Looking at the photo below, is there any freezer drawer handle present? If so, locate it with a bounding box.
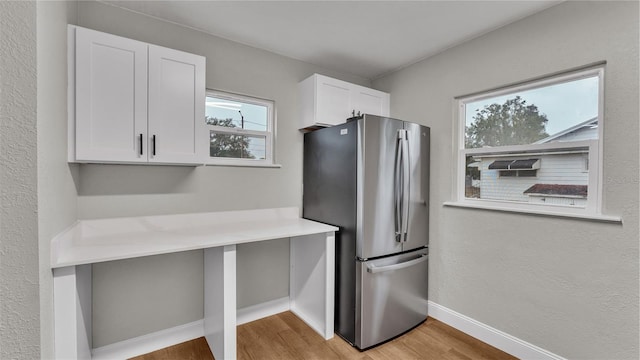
[366,254,428,274]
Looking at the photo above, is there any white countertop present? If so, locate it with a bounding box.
[51,207,338,268]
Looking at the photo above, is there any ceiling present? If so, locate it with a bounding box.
[101,1,562,80]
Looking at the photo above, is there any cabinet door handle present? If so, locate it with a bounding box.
[152,135,156,156]
[139,134,143,156]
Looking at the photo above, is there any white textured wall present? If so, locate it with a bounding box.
[74,0,371,347]
[373,2,639,359]
[36,1,79,358]
[0,1,40,358]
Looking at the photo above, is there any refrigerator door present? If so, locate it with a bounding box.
[402,122,430,251]
[357,115,405,259]
[356,248,429,349]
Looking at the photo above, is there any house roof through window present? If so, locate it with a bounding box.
[524,184,588,197]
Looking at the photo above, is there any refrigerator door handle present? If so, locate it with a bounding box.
[401,131,410,242]
[394,130,404,242]
[366,254,428,274]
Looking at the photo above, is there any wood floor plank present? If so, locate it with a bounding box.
[427,319,513,360]
[325,335,365,359]
[239,319,300,360]
[398,331,448,358]
[415,324,469,355]
[367,339,423,360]
[441,348,474,360]
[278,328,313,352]
[132,311,518,360]
[129,337,214,360]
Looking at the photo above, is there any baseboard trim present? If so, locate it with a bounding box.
[90,297,291,359]
[237,296,290,325]
[428,301,565,360]
[91,320,204,360]
[90,299,560,360]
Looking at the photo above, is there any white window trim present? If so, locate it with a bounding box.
[205,89,279,167]
[450,66,616,221]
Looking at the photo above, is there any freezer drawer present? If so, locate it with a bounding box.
[356,248,428,349]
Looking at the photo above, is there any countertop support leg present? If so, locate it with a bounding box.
[53,265,92,359]
[204,244,237,360]
[324,231,335,339]
[289,231,335,340]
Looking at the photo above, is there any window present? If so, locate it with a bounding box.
[499,169,537,178]
[205,90,275,166]
[456,66,604,216]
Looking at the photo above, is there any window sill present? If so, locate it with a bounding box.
[443,201,622,224]
[204,162,282,169]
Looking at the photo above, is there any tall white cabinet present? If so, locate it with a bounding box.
[298,74,390,130]
[69,26,206,165]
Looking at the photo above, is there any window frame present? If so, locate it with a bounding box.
[454,66,605,217]
[205,89,276,167]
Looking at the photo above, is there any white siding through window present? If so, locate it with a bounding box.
[479,153,588,202]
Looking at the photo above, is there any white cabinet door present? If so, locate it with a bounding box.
[316,76,352,126]
[75,27,148,163]
[148,45,205,164]
[352,87,390,118]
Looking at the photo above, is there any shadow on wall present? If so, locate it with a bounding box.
[73,164,197,196]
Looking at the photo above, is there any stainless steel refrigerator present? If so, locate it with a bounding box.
[303,114,429,350]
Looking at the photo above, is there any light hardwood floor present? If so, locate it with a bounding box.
[130,336,214,360]
[131,311,517,360]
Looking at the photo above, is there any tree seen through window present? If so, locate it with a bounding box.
[207,116,255,159]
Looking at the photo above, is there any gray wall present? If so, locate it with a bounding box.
[372,2,639,359]
[37,1,79,358]
[0,2,40,359]
[73,0,371,347]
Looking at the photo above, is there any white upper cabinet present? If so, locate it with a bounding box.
[69,26,206,165]
[352,87,390,119]
[148,45,205,164]
[314,76,352,127]
[298,74,390,130]
[74,27,148,163]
